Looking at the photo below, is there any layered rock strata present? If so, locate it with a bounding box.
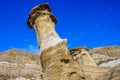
[70,47,97,66]
[27,3,120,80]
[27,3,85,80]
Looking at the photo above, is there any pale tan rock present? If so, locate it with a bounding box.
[81,65,112,80]
[27,3,85,80]
[70,46,97,66]
[90,46,120,67]
[81,51,97,66]
[15,77,30,80]
[27,3,120,80]
[40,41,85,80]
[27,3,63,52]
[0,49,43,80]
[89,46,120,58]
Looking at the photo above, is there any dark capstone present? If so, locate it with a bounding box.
[27,3,57,28]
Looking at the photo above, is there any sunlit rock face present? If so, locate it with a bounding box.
[1,48,120,80]
[70,46,120,80]
[90,46,120,67]
[0,49,42,80]
[89,46,120,58]
[27,3,63,52]
[70,46,97,66]
[27,3,85,80]
[27,3,120,80]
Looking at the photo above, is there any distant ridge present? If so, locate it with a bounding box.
[0,48,40,64]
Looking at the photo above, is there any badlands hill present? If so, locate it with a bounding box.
[0,46,120,80]
[90,46,120,66]
[0,49,42,80]
[0,49,40,64]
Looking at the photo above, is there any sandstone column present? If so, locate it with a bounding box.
[27,4,63,51]
[27,4,84,80]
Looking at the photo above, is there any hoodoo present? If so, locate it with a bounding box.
[27,4,63,51]
[27,3,84,80]
[70,47,97,66]
[27,3,120,80]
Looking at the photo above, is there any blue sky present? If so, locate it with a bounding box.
[0,0,120,53]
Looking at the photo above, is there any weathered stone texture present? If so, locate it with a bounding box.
[27,3,85,80]
[26,3,120,80]
[41,40,85,80]
[89,46,120,58]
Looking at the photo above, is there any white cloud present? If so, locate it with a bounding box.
[20,44,40,54]
[27,44,40,54]
[22,38,40,54]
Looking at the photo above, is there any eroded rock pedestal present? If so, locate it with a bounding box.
[27,4,84,80]
[27,4,120,80]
